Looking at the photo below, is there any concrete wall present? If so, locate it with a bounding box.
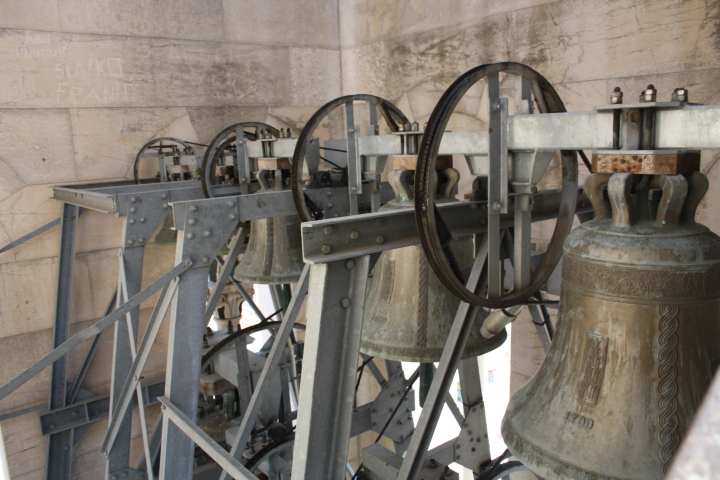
[338,0,720,393]
[0,1,340,479]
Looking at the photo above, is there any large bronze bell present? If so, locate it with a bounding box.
[236,169,304,284]
[503,171,720,479]
[360,156,506,362]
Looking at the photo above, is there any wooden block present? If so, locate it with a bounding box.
[257,157,291,171]
[591,150,700,175]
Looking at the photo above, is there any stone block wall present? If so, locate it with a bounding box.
[0,1,340,478]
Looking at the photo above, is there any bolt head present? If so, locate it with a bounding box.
[375,235,385,245]
[128,219,135,224]
[188,218,196,225]
[345,259,355,270]
[139,217,146,223]
[349,230,359,240]
[323,226,333,235]
[187,233,194,239]
[129,207,136,213]
[126,240,133,246]
[189,205,198,212]
[229,213,237,220]
[130,196,137,203]
[202,256,210,263]
[340,297,351,308]
[203,230,211,237]
[320,244,332,254]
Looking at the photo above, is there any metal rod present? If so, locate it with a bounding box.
[345,100,361,214]
[228,274,266,321]
[0,260,190,402]
[68,290,117,404]
[397,238,489,479]
[46,204,78,480]
[0,217,60,255]
[291,257,370,479]
[102,278,177,455]
[204,227,244,324]
[221,266,310,480]
[158,397,257,480]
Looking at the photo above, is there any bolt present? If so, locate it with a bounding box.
[203,230,211,237]
[375,235,385,245]
[188,218,196,225]
[130,196,138,203]
[491,201,502,212]
[320,244,332,254]
[226,200,235,207]
[126,240,134,246]
[640,84,657,103]
[229,213,237,220]
[411,121,420,131]
[138,237,145,244]
[202,256,210,263]
[345,259,355,270]
[187,233,195,239]
[327,202,334,208]
[140,217,146,223]
[163,202,170,208]
[161,193,168,200]
[610,86,623,104]
[326,190,333,197]
[349,230,359,240]
[189,205,198,212]
[672,87,689,103]
[340,297,351,308]
[129,207,136,213]
[323,226,333,235]
[128,219,135,224]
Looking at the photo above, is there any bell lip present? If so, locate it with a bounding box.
[359,328,507,363]
[501,416,620,480]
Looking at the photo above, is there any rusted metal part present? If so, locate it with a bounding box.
[592,150,700,175]
[503,172,720,479]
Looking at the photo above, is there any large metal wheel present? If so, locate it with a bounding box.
[290,94,409,222]
[201,122,280,198]
[414,62,580,308]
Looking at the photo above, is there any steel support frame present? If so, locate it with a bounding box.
[46,203,78,480]
[291,256,370,479]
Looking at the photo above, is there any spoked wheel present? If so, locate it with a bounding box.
[414,62,581,308]
[133,137,201,183]
[290,94,410,222]
[201,122,280,198]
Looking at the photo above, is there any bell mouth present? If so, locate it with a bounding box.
[359,328,507,363]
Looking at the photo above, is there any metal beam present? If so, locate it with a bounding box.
[203,228,245,324]
[41,382,165,435]
[291,257,370,479]
[0,218,60,255]
[102,279,177,454]
[0,260,191,402]
[397,239,489,480]
[302,190,591,263]
[158,398,257,480]
[106,247,145,479]
[220,266,310,480]
[46,204,78,480]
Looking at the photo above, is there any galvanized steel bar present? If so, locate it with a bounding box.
[46,204,78,480]
[345,100,361,215]
[220,266,310,480]
[0,218,60,255]
[102,278,177,454]
[397,239,489,480]
[204,228,245,325]
[158,397,257,480]
[106,247,145,479]
[291,257,370,479]
[0,261,190,402]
